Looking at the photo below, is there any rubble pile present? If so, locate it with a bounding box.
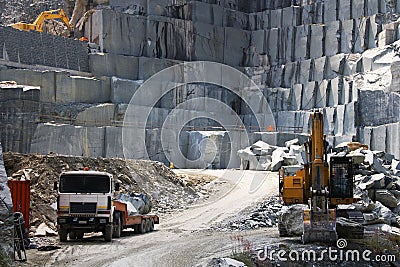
[3,152,211,237]
[0,0,67,26]
[337,147,400,228]
[238,139,304,171]
[212,197,282,231]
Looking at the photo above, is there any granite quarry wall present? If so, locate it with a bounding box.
[1,0,400,167]
[0,85,40,153]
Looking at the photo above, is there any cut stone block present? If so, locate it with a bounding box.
[352,0,365,19]
[301,82,316,110]
[289,84,302,110]
[111,77,143,104]
[75,104,116,126]
[328,77,340,106]
[310,56,326,82]
[338,0,351,21]
[309,25,323,58]
[324,21,340,57]
[89,53,139,80]
[299,60,311,84]
[340,19,354,53]
[343,102,356,135]
[294,25,309,61]
[323,0,336,22]
[334,105,345,136]
[371,125,387,152]
[315,79,328,108]
[386,123,400,160]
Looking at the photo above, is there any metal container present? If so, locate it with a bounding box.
[8,180,30,229]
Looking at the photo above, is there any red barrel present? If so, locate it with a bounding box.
[7,180,30,229]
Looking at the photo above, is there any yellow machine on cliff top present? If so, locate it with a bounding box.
[10,9,72,32]
[279,110,357,243]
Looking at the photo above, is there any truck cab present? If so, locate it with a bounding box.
[55,170,118,242]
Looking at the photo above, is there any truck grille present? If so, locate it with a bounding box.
[70,202,97,214]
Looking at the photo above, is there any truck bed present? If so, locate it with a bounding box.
[114,200,159,227]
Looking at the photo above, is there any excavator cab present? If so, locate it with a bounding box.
[329,157,354,205]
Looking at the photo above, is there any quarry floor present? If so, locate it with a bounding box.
[22,170,279,266]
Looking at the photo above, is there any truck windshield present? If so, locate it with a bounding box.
[59,174,110,193]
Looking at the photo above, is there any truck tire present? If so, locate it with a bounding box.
[149,218,154,231]
[138,219,146,234]
[59,228,68,242]
[113,213,122,238]
[76,231,84,239]
[104,225,113,242]
[133,225,139,234]
[69,231,77,240]
[145,219,151,232]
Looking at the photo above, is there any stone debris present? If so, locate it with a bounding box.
[210,257,246,267]
[278,204,308,236]
[336,217,364,239]
[238,140,303,171]
[212,197,282,231]
[34,222,57,237]
[330,144,400,231]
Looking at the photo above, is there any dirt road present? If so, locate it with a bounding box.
[28,170,279,267]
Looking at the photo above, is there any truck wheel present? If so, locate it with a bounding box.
[104,225,113,242]
[76,232,84,239]
[149,218,154,231]
[113,214,122,238]
[69,231,77,240]
[59,228,68,242]
[145,219,150,233]
[138,219,146,234]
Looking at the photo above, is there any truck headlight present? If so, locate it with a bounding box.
[100,219,107,224]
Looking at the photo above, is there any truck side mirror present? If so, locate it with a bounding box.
[53,182,58,191]
[115,183,120,191]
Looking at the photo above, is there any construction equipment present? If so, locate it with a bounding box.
[279,111,358,244]
[10,9,72,32]
[54,169,159,242]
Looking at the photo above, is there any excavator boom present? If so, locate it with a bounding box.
[302,111,337,244]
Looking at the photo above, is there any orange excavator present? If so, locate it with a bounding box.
[10,9,72,32]
[279,111,359,243]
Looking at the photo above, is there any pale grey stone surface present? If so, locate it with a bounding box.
[0,143,13,259]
